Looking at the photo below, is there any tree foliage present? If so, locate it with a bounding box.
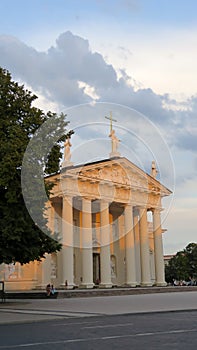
[0,67,72,264]
[165,242,197,283]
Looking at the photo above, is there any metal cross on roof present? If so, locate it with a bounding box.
[105,111,117,132]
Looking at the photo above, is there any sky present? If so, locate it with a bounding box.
[0,0,197,254]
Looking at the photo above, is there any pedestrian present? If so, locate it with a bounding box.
[51,285,56,295]
[46,283,51,297]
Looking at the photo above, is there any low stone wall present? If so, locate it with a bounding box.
[4,285,197,299]
[59,286,197,298]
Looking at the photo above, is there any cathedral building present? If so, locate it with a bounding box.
[0,129,171,290]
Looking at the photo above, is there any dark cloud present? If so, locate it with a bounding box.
[0,32,170,118]
[172,103,197,152]
[0,31,197,155]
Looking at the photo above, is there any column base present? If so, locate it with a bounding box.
[79,283,94,289]
[124,282,137,288]
[156,281,167,287]
[141,282,153,287]
[99,283,113,289]
[60,284,75,290]
[110,151,120,158]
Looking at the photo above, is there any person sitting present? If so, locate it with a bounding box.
[51,285,56,296]
[46,283,51,297]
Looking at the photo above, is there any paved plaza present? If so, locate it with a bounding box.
[0,291,197,324]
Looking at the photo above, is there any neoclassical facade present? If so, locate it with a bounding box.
[45,155,171,289]
[0,132,171,290]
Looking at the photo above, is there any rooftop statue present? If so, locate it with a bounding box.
[151,160,158,178]
[109,129,120,153]
[105,112,120,157]
[64,138,72,162]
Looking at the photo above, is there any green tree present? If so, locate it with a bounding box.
[165,251,189,283]
[165,242,197,283]
[0,67,72,264]
[184,243,197,279]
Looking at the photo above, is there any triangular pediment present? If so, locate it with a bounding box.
[63,157,171,197]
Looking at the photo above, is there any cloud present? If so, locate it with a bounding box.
[0,30,196,158]
[171,101,197,152]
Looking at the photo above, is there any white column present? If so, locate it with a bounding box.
[124,204,137,287]
[153,208,167,286]
[139,207,152,286]
[61,196,74,289]
[100,200,112,288]
[81,198,94,288]
[36,254,51,289]
[49,202,55,233]
[133,210,141,285]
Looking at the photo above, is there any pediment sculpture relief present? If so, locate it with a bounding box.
[79,164,131,186]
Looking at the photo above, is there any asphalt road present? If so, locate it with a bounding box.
[0,311,197,349]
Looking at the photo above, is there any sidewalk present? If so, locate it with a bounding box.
[0,290,197,324]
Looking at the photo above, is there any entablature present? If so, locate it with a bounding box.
[46,157,171,207]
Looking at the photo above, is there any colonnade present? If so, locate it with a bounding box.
[56,196,166,288]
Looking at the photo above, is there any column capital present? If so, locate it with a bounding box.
[63,192,73,196]
[138,205,147,209]
[82,196,92,202]
[125,202,133,209]
[62,193,73,202]
[135,205,148,212]
[152,207,162,214]
[100,198,109,206]
[138,206,148,216]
